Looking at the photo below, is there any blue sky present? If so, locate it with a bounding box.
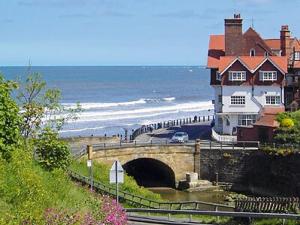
[1,0,300,66]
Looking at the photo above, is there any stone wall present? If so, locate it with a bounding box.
[92,145,195,182]
[200,149,300,197]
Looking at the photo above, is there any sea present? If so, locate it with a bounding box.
[1,66,214,137]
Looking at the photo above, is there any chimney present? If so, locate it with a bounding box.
[225,14,243,56]
[280,25,291,56]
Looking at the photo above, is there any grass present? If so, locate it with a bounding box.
[69,158,162,201]
[0,150,103,224]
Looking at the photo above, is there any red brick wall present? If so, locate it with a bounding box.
[225,19,243,56]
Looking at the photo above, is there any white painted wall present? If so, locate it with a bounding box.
[222,85,283,114]
[213,86,222,113]
[214,85,283,135]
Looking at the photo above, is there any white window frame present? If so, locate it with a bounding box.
[250,48,256,57]
[229,71,246,81]
[238,114,257,126]
[216,72,222,81]
[294,51,300,60]
[259,71,277,81]
[231,96,246,105]
[265,95,281,105]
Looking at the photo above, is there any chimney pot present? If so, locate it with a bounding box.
[281,25,289,31]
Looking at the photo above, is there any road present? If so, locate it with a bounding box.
[135,122,212,143]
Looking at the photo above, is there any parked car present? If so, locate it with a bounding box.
[171,132,189,143]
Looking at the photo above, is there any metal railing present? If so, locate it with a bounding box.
[131,115,214,140]
[68,170,234,211]
[126,208,300,222]
[90,140,260,152]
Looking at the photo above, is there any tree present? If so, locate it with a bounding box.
[35,128,71,171]
[0,75,22,161]
[17,72,82,139]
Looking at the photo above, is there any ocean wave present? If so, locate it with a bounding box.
[163,97,176,101]
[59,126,105,133]
[63,97,176,110]
[63,99,147,110]
[66,100,213,123]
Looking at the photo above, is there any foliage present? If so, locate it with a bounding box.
[70,159,162,201]
[280,118,295,128]
[0,149,128,224]
[0,75,22,161]
[17,73,82,139]
[101,195,127,225]
[34,128,71,171]
[274,110,300,145]
[44,196,127,225]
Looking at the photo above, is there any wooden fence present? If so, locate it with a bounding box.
[235,197,300,213]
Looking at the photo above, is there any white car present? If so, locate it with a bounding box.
[171,132,189,143]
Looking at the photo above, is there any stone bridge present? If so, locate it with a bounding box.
[92,143,200,188]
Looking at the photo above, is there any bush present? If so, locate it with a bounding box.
[275,110,300,145]
[0,75,22,161]
[280,118,295,128]
[0,149,126,224]
[35,128,71,171]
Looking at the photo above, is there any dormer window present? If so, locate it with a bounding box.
[250,48,256,57]
[264,51,269,57]
[229,71,246,81]
[294,52,300,60]
[259,71,277,81]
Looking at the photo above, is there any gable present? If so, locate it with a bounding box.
[242,28,273,55]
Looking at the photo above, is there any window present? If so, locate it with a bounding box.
[266,95,281,105]
[264,51,269,57]
[259,71,277,81]
[231,96,245,105]
[238,115,257,126]
[294,52,300,60]
[218,95,222,103]
[229,71,246,81]
[250,49,256,57]
[216,72,222,81]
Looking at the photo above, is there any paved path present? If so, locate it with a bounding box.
[135,121,212,143]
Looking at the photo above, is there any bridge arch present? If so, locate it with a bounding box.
[123,158,176,188]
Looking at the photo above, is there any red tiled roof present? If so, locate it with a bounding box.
[207,35,225,68]
[209,35,224,50]
[291,38,300,51]
[269,56,288,73]
[218,56,288,74]
[254,106,284,128]
[264,39,281,50]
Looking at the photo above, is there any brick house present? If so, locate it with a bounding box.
[265,26,300,111]
[207,14,287,143]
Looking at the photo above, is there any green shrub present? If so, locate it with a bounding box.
[0,75,22,161]
[0,149,103,224]
[280,118,295,128]
[35,128,71,171]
